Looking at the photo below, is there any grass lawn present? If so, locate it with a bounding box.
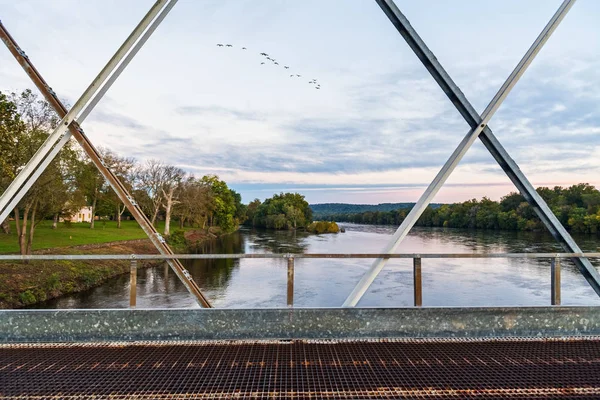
[0,219,191,253]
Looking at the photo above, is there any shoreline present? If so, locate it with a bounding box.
[0,227,236,309]
[0,239,160,309]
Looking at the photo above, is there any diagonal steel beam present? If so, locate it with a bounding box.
[343,0,588,306]
[0,2,212,307]
[374,0,600,297]
[372,0,600,299]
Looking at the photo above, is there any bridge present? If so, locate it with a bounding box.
[1,0,600,398]
[2,252,600,398]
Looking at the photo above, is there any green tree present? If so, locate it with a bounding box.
[101,149,135,229]
[1,90,77,254]
[0,91,26,234]
[74,155,105,229]
[254,193,312,230]
[201,175,238,232]
[245,199,261,227]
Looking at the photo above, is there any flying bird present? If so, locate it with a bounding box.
[266,57,272,61]
[284,66,289,69]
[296,74,301,77]
[290,74,294,77]
[226,44,233,47]
[216,44,224,47]
[260,52,268,56]
[242,47,247,50]
[316,87,320,89]
[274,62,279,65]
[261,62,265,65]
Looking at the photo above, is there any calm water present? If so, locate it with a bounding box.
[39,224,600,309]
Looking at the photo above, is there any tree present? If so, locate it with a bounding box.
[102,149,135,229]
[500,192,525,212]
[564,183,596,209]
[253,193,312,230]
[74,155,105,229]
[136,159,168,226]
[161,166,185,236]
[173,176,213,229]
[0,91,26,234]
[284,204,303,229]
[245,199,261,226]
[201,175,237,232]
[2,90,76,254]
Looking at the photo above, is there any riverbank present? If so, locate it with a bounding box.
[0,239,160,309]
[0,223,239,308]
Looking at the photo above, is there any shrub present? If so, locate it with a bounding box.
[167,230,187,248]
[19,290,36,305]
[307,221,339,234]
[46,273,61,291]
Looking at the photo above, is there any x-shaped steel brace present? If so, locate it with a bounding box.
[0,0,212,307]
[344,0,600,306]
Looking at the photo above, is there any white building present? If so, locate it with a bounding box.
[64,206,93,223]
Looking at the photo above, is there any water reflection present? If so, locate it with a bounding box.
[37,224,600,309]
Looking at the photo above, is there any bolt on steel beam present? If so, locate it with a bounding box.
[343,0,578,307]
[374,0,600,297]
[0,1,212,307]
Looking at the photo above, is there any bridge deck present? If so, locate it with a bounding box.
[1,338,599,399]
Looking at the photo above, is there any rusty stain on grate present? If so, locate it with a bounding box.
[1,338,600,399]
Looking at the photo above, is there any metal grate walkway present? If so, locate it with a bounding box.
[1,338,600,399]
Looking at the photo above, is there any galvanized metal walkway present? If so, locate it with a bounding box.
[2,338,599,399]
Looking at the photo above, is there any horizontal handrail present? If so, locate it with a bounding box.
[0,252,599,261]
[1,252,589,308]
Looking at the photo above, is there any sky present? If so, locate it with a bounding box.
[0,0,599,204]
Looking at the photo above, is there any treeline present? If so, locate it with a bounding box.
[246,193,313,230]
[318,183,600,234]
[310,202,441,218]
[0,90,245,255]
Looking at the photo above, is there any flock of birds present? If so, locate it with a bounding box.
[216,43,321,90]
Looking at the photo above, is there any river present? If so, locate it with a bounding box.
[39,224,600,309]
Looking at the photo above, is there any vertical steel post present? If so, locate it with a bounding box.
[413,257,422,307]
[130,257,138,308]
[551,257,561,306]
[287,257,295,307]
[343,0,577,307]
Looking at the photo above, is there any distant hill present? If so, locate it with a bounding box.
[310,202,442,217]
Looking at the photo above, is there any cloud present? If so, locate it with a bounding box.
[5,0,598,203]
[175,105,263,121]
[88,110,147,131]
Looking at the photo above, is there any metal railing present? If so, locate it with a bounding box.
[3,252,600,308]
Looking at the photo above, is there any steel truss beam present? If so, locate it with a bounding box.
[0,0,168,222]
[344,0,598,306]
[0,1,212,307]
